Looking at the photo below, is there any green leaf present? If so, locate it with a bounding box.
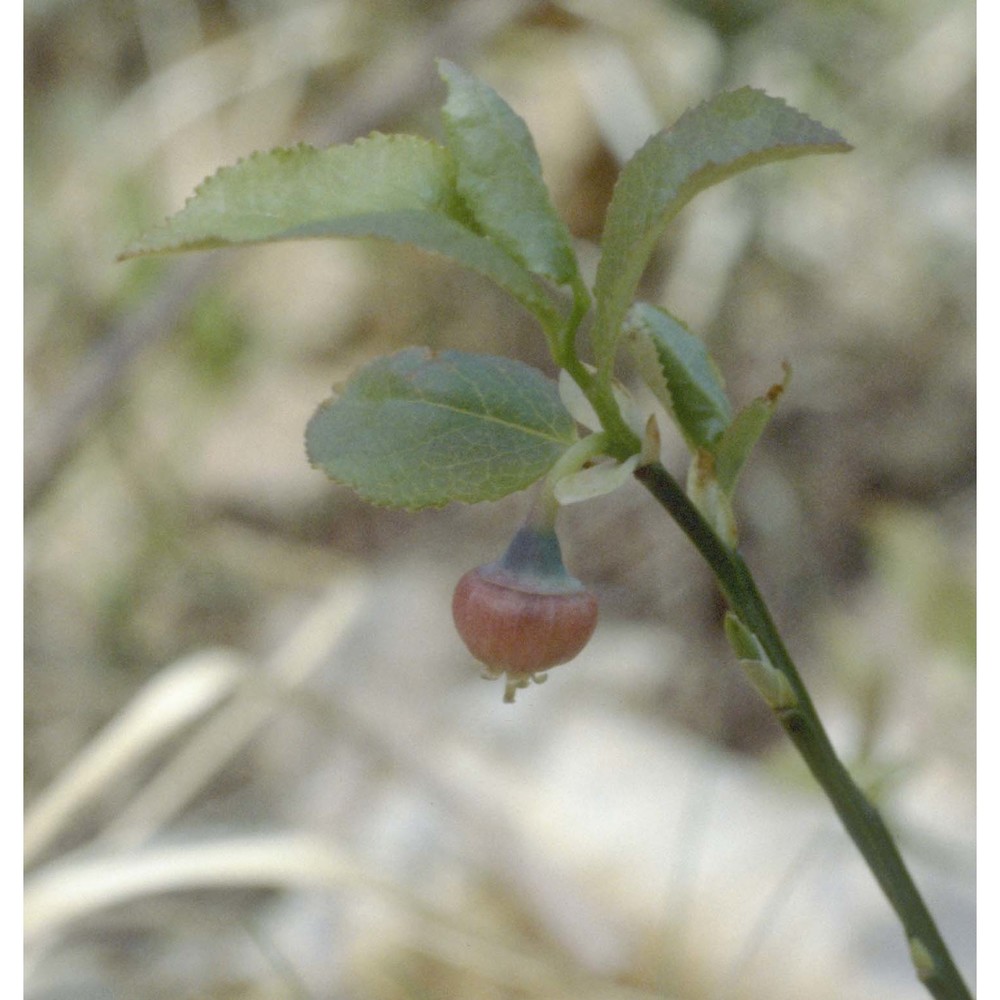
[713,368,788,494]
[283,211,559,324]
[438,60,580,287]
[592,88,851,373]
[120,135,463,253]
[625,302,732,449]
[119,134,558,326]
[305,348,577,509]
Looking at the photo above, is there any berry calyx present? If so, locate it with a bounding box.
[452,524,598,702]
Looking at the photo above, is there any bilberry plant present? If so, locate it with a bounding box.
[121,61,972,999]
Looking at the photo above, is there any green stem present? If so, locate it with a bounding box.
[633,460,972,1000]
[550,285,640,462]
[559,274,592,360]
[555,353,641,462]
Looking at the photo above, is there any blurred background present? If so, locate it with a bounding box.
[24,1,975,998]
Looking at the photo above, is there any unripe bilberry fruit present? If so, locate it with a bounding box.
[452,525,598,700]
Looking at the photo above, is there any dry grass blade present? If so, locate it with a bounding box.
[92,578,369,850]
[24,648,247,868]
[25,832,368,941]
[24,831,668,1000]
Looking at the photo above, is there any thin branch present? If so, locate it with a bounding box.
[633,460,973,1000]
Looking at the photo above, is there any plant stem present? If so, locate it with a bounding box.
[633,460,972,1000]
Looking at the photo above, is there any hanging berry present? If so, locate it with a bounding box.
[452,523,598,702]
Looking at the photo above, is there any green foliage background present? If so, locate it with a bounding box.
[25,1,974,998]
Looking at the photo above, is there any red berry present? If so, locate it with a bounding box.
[452,526,598,699]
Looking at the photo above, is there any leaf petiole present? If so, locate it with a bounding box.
[530,432,611,528]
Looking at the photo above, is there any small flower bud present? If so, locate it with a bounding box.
[452,525,598,702]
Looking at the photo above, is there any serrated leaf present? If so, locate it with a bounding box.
[305,348,576,509]
[625,302,732,449]
[713,368,788,494]
[592,89,851,373]
[120,135,463,254]
[119,134,558,325]
[438,60,580,287]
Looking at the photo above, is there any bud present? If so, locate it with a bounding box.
[909,937,936,982]
[723,612,797,711]
[452,525,598,702]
